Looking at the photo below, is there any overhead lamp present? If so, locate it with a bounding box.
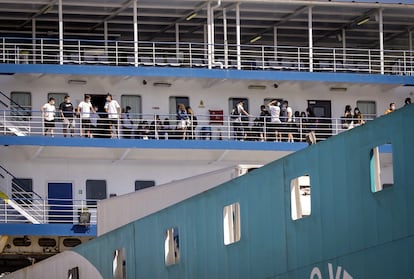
[186,12,198,21]
[329,86,347,92]
[249,35,262,43]
[153,82,172,87]
[248,84,266,90]
[68,79,87,85]
[356,17,370,26]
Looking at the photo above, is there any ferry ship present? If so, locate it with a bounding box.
[0,0,413,277]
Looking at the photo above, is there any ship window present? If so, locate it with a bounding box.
[11,178,33,205]
[121,95,142,114]
[370,144,394,192]
[86,180,107,206]
[13,236,31,247]
[113,248,126,279]
[356,100,376,120]
[164,227,180,266]
[229,98,249,115]
[63,238,82,247]
[169,96,189,115]
[223,202,241,245]
[48,93,67,106]
[68,267,79,279]
[38,238,57,247]
[10,91,31,117]
[291,175,311,220]
[135,180,155,191]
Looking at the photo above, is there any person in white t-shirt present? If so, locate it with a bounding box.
[104,94,121,138]
[77,95,96,138]
[41,97,56,137]
[267,99,282,142]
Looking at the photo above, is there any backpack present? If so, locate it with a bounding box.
[280,106,288,122]
[230,107,239,119]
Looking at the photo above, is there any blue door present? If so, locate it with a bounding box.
[48,183,73,223]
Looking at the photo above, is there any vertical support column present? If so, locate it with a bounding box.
[342,28,346,65]
[175,23,180,59]
[379,8,384,74]
[32,19,36,63]
[207,2,212,69]
[58,0,63,65]
[104,21,108,55]
[133,0,138,67]
[409,31,412,73]
[308,6,313,72]
[273,26,278,61]
[236,3,241,70]
[223,8,228,68]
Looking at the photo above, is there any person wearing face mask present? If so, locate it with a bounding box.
[353,107,365,127]
[104,93,121,138]
[41,97,56,137]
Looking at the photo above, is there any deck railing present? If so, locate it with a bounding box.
[0,109,370,142]
[0,197,97,225]
[1,37,413,75]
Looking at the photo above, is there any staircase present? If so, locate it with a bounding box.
[0,90,30,136]
[0,165,45,224]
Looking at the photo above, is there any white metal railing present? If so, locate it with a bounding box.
[1,37,413,75]
[0,197,97,225]
[0,109,371,142]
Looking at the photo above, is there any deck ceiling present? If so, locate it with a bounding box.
[0,0,413,50]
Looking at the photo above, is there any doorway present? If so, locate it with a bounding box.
[88,94,111,138]
[48,182,73,223]
[307,100,332,140]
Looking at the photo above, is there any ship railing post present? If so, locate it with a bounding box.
[300,118,303,142]
[43,198,46,223]
[263,117,267,141]
[1,38,4,63]
[115,41,119,66]
[117,117,120,139]
[40,39,44,64]
[368,49,372,74]
[2,110,5,135]
[333,48,336,72]
[189,43,192,67]
[80,118,83,137]
[227,115,231,140]
[152,42,156,66]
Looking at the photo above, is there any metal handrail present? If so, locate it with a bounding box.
[1,36,414,75]
[0,109,371,142]
[0,197,98,224]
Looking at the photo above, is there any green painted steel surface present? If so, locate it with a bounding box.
[75,105,414,279]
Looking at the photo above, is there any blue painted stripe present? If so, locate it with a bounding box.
[1,63,414,84]
[0,136,307,151]
[0,223,96,236]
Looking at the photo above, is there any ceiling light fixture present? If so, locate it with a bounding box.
[248,84,266,90]
[249,35,262,43]
[153,82,172,87]
[329,87,347,92]
[186,12,197,21]
[356,17,370,26]
[68,79,87,85]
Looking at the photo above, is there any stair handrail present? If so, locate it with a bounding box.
[0,165,43,200]
[0,90,28,112]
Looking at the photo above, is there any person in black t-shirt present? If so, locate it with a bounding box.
[59,95,76,137]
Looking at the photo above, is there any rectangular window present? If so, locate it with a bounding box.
[86,180,107,206]
[370,144,394,192]
[11,178,33,205]
[169,96,189,115]
[113,248,126,279]
[135,180,155,191]
[164,227,180,266]
[121,95,142,114]
[10,91,31,117]
[291,175,311,220]
[356,100,376,120]
[223,202,241,245]
[68,267,79,279]
[229,98,249,114]
[48,93,67,107]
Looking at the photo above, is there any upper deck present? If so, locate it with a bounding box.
[0,0,414,83]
